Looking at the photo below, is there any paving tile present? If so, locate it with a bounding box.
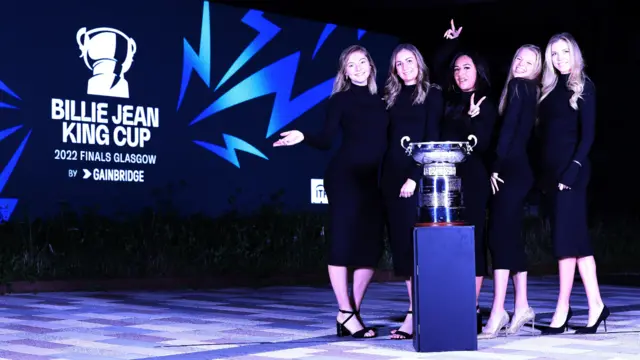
[0,278,638,359]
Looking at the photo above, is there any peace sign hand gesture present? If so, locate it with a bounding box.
[468,93,486,118]
[443,19,463,39]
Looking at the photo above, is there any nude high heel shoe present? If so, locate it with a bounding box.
[478,310,509,340]
[506,307,536,335]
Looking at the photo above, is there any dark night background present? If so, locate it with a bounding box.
[218,0,635,216]
[0,0,637,287]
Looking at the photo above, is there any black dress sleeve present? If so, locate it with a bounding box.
[560,79,596,184]
[491,78,532,173]
[303,93,343,150]
[409,87,444,182]
[571,80,596,166]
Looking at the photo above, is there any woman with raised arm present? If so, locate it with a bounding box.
[537,33,608,335]
[273,45,388,339]
[478,44,542,339]
[437,20,497,335]
[380,43,443,340]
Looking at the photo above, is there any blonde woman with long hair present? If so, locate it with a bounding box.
[537,33,608,335]
[380,43,444,340]
[274,45,388,338]
[479,44,542,339]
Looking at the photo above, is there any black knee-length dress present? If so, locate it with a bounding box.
[440,92,497,277]
[304,84,389,267]
[486,78,538,272]
[538,74,596,259]
[380,84,444,277]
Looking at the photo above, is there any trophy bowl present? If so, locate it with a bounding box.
[401,135,478,227]
[400,135,477,165]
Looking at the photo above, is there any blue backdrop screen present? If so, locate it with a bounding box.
[0,0,398,220]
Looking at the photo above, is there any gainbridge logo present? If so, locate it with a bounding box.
[176,1,367,168]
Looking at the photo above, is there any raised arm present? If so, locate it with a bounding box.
[303,94,343,150]
[431,20,463,85]
[409,86,444,182]
[491,78,531,173]
[560,79,596,185]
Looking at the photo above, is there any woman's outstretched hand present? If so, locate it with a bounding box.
[273,130,304,147]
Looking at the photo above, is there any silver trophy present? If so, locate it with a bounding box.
[400,135,477,226]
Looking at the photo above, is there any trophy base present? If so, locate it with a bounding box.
[415,221,466,227]
[417,206,465,226]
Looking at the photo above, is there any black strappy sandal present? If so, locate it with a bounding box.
[336,309,377,338]
[390,310,414,340]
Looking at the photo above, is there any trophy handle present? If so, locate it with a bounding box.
[400,136,412,154]
[467,134,478,150]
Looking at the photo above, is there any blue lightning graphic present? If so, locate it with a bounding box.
[0,125,22,143]
[0,79,21,109]
[179,2,368,167]
[312,24,337,59]
[0,127,31,222]
[190,52,335,138]
[177,1,211,110]
[312,25,368,59]
[0,77,26,221]
[194,134,267,168]
[215,10,281,91]
[0,129,30,193]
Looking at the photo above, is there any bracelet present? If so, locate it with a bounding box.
[573,160,582,167]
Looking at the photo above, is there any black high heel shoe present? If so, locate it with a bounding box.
[575,305,610,334]
[336,309,377,338]
[390,310,413,340]
[541,307,573,335]
[477,305,483,335]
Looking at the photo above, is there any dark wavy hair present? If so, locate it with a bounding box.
[444,51,492,121]
[447,50,491,95]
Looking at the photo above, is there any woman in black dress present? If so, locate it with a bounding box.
[273,45,388,339]
[440,20,497,333]
[380,43,443,340]
[479,44,542,339]
[537,33,608,335]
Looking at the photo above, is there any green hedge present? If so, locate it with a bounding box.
[0,200,638,284]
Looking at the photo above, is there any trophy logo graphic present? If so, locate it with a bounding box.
[76,27,137,99]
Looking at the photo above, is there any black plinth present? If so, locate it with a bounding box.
[412,225,477,353]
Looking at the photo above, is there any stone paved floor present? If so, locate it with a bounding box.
[0,277,638,359]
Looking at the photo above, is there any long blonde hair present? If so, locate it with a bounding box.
[331,45,378,96]
[498,44,542,115]
[384,44,436,109]
[539,32,586,110]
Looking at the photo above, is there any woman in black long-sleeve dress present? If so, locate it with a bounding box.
[479,45,542,339]
[380,43,443,340]
[537,33,608,335]
[437,20,496,334]
[273,45,388,339]
[440,49,497,323]
[434,19,498,334]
